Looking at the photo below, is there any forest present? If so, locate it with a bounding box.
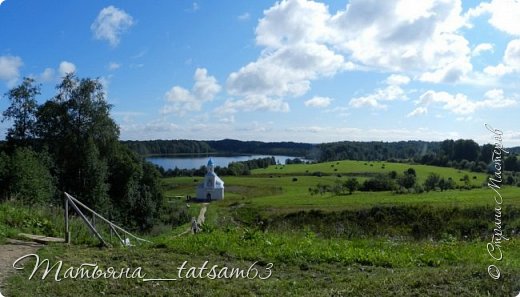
[123,139,520,173]
[122,138,314,157]
[0,76,163,231]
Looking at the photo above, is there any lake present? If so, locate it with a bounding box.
[146,155,304,170]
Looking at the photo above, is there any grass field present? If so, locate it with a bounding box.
[4,161,520,296]
[253,160,488,184]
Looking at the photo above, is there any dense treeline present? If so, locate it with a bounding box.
[125,138,520,173]
[206,139,313,157]
[122,139,214,156]
[156,157,276,177]
[318,139,520,173]
[317,141,439,162]
[0,76,166,230]
[122,139,314,157]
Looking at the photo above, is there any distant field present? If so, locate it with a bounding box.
[162,160,517,212]
[252,160,488,184]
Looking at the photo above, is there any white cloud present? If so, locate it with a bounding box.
[419,57,472,83]
[227,43,345,98]
[255,0,333,48]
[216,95,289,114]
[484,39,520,76]
[349,85,407,109]
[40,67,55,82]
[192,2,200,11]
[0,55,22,85]
[280,125,461,143]
[162,68,221,115]
[192,68,221,100]
[121,120,180,136]
[411,89,517,116]
[407,106,428,117]
[304,96,332,108]
[226,0,352,113]
[286,126,327,133]
[483,63,509,76]
[466,0,520,36]
[472,43,494,56]
[219,115,235,124]
[0,0,5,6]
[108,62,120,70]
[91,6,134,47]
[385,74,411,85]
[349,75,409,109]
[98,76,111,92]
[331,0,471,83]
[238,12,250,21]
[231,0,473,112]
[111,111,145,123]
[58,61,76,76]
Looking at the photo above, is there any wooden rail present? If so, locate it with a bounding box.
[64,192,152,247]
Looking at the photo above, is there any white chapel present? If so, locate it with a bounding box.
[196,159,224,201]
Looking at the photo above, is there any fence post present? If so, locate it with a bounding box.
[64,195,70,244]
[66,194,109,247]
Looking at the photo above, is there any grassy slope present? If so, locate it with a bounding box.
[5,233,520,296]
[4,161,520,296]
[253,160,488,183]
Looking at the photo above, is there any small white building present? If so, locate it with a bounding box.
[196,159,224,201]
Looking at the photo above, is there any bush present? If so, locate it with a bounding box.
[361,174,395,191]
[158,199,190,227]
[424,173,441,192]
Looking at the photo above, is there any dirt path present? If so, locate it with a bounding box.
[174,203,208,237]
[196,203,207,225]
[0,239,43,291]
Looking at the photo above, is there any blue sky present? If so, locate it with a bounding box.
[0,0,519,145]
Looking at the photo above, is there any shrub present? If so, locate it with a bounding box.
[8,147,55,204]
[361,174,395,191]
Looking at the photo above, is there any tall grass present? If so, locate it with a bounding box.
[0,200,126,245]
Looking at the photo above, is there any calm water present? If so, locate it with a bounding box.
[146,155,304,170]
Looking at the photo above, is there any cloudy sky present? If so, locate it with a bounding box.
[1,0,519,144]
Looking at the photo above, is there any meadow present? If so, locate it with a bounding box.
[3,160,520,296]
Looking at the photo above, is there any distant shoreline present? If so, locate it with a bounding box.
[143,153,304,158]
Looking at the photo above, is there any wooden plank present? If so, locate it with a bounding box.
[18,233,65,245]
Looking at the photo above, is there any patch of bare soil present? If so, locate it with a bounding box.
[0,239,42,290]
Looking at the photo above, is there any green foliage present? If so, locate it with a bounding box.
[7,147,55,204]
[0,151,9,199]
[0,201,59,241]
[1,77,40,144]
[157,199,190,227]
[108,145,164,230]
[227,162,251,176]
[1,74,167,232]
[344,177,359,194]
[396,168,417,191]
[362,174,396,191]
[34,74,118,210]
[424,172,441,192]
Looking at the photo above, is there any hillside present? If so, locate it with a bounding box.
[4,160,520,296]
